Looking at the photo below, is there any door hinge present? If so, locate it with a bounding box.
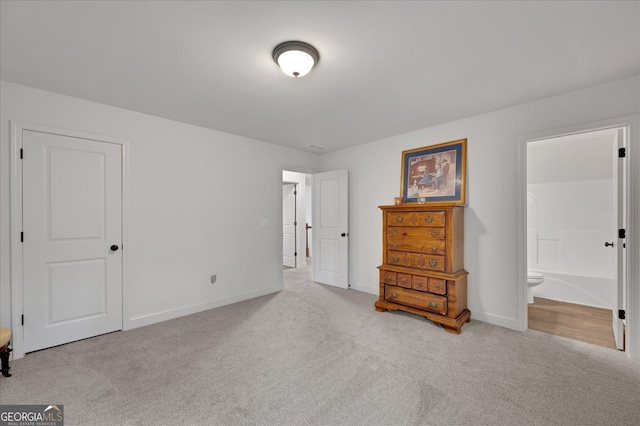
[618,147,626,158]
[619,229,626,239]
[619,309,626,320]
[294,221,297,226]
[294,252,297,256]
[21,314,24,326]
[20,232,23,242]
[20,148,23,159]
[294,190,297,195]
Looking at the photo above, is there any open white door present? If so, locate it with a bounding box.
[22,130,123,353]
[313,170,349,288]
[613,128,626,350]
[283,183,296,268]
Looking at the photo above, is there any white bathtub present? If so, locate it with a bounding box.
[529,268,615,310]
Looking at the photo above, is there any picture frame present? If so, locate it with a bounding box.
[400,138,467,204]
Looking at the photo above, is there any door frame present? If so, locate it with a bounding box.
[10,121,129,359]
[517,115,639,360]
[282,182,297,268]
[282,170,310,269]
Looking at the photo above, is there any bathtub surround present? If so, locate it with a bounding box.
[529,269,616,310]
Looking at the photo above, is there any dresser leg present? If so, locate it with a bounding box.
[442,325,461,334]
[374,301,387,312]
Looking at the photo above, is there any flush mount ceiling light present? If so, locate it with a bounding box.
[272,41,319,78]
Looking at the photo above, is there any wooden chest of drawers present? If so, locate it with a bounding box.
[375,204,471,334]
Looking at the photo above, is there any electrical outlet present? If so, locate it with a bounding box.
[210,275,217,285]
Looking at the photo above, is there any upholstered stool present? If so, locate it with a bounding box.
[0,327,12,377]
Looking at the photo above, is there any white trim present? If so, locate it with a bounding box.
[282,170,311,269]
[9,121,129,359]
[349,284,377,295]
[121,138,131,331]
[128,286,281,329]
[472,311,521,330]
[9,122,24,359]
[517,115,639,360]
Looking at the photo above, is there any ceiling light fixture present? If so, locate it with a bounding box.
[272,41,319,78]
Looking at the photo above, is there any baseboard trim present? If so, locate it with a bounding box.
[471,310,520,330]
[126,286,282,330]
[349,283,378,295]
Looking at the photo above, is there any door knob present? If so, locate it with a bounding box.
[341,233,348,237]
[604,242,614,248]
[110,245,119,251]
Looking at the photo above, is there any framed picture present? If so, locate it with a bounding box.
[401,138,467,204]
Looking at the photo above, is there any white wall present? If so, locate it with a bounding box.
[320,75,640,331]
[0,81,321,335]
[2,76,639,357]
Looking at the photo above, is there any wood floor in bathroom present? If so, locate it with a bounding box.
[528,297,618,350]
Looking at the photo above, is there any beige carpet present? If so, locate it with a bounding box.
[1,264,639,425]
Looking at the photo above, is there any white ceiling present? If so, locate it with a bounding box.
[1,1,638,153]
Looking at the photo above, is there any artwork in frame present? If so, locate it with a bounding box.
[401,138,467,204]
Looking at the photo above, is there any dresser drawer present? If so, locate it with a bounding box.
[428,278,447,295]
[419,254,445,272]
[385,285,447,315]
[380,270,397,285]
[387,212,414,226]
[411,275,428,291]
[387,251,446,272]
[397,273,412,288]
[388,226,444,240]
[387,230,446,254]
[414,211,446,227]
[387,251,407,266]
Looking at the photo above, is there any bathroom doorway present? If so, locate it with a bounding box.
[525,126,627,350]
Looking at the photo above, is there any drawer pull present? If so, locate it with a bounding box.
[435,283,441,289]
[428,259,437,267]
[391,230,399,235]
[401,278,408,284]
[396,216,404,223]
[431,231,439,237]
[391,243,398,248]
[425,215,433,223]
[391,292,398,298]
[429,301,439,308]
[431,247,438,252]
[391,254,401,262]
[385,276,393,283]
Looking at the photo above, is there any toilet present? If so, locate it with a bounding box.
[527,270,544,304]
[526,227,544,303]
